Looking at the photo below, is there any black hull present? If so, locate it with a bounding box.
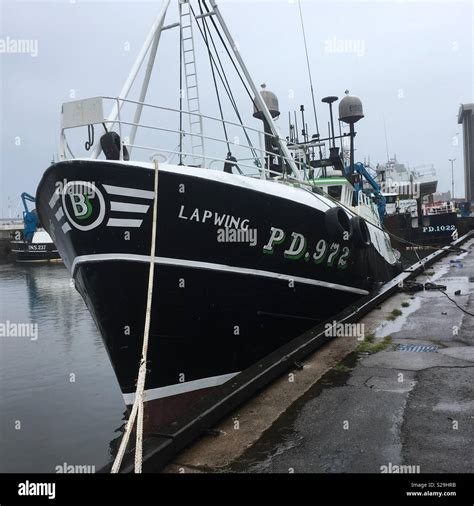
[384,212,458,250]
[37,160,401,429]
[10,241,61,263]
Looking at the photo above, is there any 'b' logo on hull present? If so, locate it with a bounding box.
[70,193,93,220]
[62,181,106,231]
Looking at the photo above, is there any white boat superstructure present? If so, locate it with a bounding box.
[376,158,438,198]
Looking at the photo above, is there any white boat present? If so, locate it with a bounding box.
[11,229,61,263]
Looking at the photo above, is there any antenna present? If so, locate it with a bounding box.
[300,105,308,143]
[321,96,338,149]
[338,120,343,154]
[297,0,322,157]
[288,112,292,143]
[383,116,390,161]
[294,111,300,144]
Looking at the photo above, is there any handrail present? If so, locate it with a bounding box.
[98,95,277,141]
[105,117,313,176]
[127,143,313,184]
[59,95,323,181]
[128,143,263,174]
[109,118,268,158]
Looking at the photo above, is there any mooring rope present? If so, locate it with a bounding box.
[111,158,159,474]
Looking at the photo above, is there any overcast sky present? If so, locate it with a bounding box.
[1,0,473,216]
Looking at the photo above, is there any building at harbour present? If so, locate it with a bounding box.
[458,103,474,201]
[432,191,452,202]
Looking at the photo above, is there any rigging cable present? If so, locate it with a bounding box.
[297,0,322,159]
[201,17,260,164]
[179,2,184,165]
[201,0,272,161]
[201,0,299,171]
[197,1,259,161]
[202,0,255,104]
[192,1,260,165]
[198,0,230,153]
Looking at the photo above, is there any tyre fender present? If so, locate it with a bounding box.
[351,215,371,248]
[100,132,130,161]
[324,207,353,242]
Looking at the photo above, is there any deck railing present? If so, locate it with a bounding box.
[58,96,382,222]
[59,96,316,183]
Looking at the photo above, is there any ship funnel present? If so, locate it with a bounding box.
[338,91,364,124]
[253,83,280,120]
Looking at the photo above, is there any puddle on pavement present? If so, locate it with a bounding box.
[374,297,422,338]
[229,353,359,473]
[375,257,472,340]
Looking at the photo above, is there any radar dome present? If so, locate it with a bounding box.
[338,93,364,124]
[253,84,280,120]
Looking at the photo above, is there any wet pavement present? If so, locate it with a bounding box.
[229,240,474,473]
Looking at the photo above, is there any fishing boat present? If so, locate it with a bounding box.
[376,158,438,199]
[374,160,458,250]
[10,193,61,263]
[36,0,401,430]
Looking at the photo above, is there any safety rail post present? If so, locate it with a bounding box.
[59,129,66,161]
[117,98,124,162]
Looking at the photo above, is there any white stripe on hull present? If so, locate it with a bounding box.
[55,207,64,221]
[110,201,150,213]
[103,184,155,200]
[71,253,369,295]
[122,372,239,404]
[106,218,143,228]
[48,190,60,209]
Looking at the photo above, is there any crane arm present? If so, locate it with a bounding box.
[20,193,38,242]
[346,162,387,221]
[21,192,36,215]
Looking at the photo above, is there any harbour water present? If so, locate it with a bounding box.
[0,263,124,472]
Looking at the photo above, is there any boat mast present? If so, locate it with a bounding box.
[209,0,301,180]
[128,1,172,154]
[91,0,171,159]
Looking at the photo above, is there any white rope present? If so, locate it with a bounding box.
[111,158,159,474]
